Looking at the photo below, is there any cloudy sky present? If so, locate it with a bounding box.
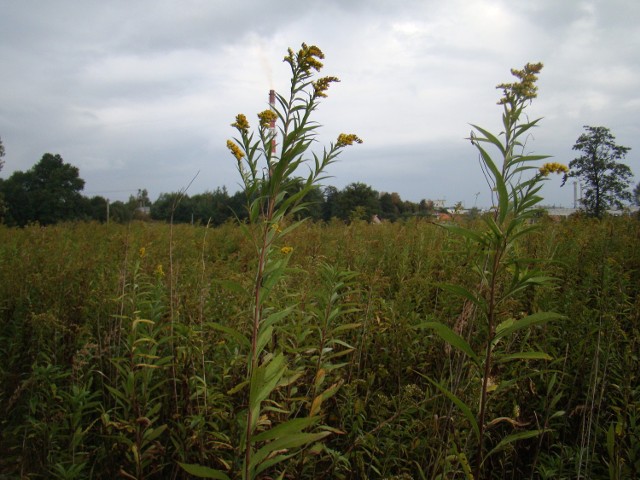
[1,0,638,208]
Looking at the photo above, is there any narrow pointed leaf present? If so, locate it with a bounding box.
[484,429,549,461]
[424,377,480,440]
[251,432,331,471]
[252,417,319,443]
[417,321,480,365]
[206,322,250,349]
[497,351,552,363]
[493,312,564,344]
[178,463,231,479]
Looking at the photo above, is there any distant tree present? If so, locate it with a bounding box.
[1,153,86,226]
[563,126,633,218]
[634,182,640,206]
[379,192,399,220]
[84,195,109,222]
[276,177,325,221]
[227,190,248,221]
[124,189,151,220]
[151,192,192,223]
[322,186,340,221]
[108,200,134,223]
[298,184,324,221]
[0,137,5,221]
[191,188,232,225]
[336,182,380,222]
[419,199,435,216]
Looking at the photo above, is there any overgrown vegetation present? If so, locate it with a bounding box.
[1,46,639,480]
[1,217,639,479]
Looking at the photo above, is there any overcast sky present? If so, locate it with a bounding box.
[1,0,638,208]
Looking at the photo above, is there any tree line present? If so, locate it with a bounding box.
[0,151,437,227]
[0,126,638,227]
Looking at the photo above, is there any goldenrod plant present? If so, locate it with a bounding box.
[180,43,360,480]
[417,63,568,479]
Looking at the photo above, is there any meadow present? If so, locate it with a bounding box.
[1,216,639,479]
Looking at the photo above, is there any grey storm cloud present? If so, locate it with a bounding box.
[1,0,638,207]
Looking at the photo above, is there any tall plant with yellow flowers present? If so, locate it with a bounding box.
[180,43,361,480]
[418,63,568,479]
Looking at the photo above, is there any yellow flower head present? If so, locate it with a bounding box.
[139,247,146,258]
[257,109,278,128]
[154,264,165,278]
[336,133,363,148]
[231,114,249,132]
[280,246,293,255]
[497,62,544,105]
[226,139,245,162]
[313,76,340,98]
[539,162,569,176]
[284,43,324,74]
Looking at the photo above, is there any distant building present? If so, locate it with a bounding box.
[543,206,639,218]
[136,206,151,216]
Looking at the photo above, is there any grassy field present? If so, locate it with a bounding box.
[1,216,639,479]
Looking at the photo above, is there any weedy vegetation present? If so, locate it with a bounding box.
[1,45,639,480]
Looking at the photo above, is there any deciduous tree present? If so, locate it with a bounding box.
[563,126,633,218]
[1,153,86,226]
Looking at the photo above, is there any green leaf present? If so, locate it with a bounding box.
[252,416,319,443]
[255,325,274,360]
[476,143,509,223]
[437,283,488,312]
[439,223,488,246]
[422,376,480,440]
[332,322,362,333]
[496,351,552,363]
[142,424,167,443]
[213,278,247,295]
[470,124,506,157]
[416,321,480,366]
[484,429,549,460]
[178,462,231,479]
[251,432,331,473]
[206,322,250,349]
[249,353,286,428]
[493,312,564,344]
[310,380,344,417]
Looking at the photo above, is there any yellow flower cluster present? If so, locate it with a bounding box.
[280,246,293,255]
[226,140,245,162]
[231,114,249,132]
[497,62,544,105]
[285,43,324,74]
[139,247,146,258]
[336,133,363,148]
[313,76,340,98]
[154,264,165,278]
[257,109,278,128]
[539,162,569,176]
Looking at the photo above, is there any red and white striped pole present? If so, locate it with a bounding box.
[269,89,276,154]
